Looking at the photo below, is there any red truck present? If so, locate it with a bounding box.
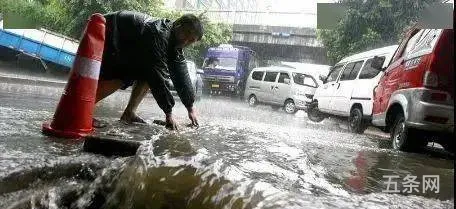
[371,28,454,152]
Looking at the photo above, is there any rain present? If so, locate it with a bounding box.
[0,0,454,208]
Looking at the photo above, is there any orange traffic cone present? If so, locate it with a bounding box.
[42,13,106,139]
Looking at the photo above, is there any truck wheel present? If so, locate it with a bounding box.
[248,95,258,107]
[284,99,297,114]
[348,107,368,134]
[391,113,427,151]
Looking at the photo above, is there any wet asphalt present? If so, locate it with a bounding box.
[0,75,454,209]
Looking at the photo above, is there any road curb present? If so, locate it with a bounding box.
[0,75,66,87]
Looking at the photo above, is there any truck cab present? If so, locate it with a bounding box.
[201,44,257,97]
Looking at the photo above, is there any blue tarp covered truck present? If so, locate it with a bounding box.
[0,20,77,70]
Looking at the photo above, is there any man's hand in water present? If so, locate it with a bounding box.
[187,107,199,127]
[165,113,178,130]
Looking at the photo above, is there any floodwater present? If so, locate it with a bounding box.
[0,77,454,209]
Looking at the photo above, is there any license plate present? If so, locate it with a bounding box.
[211,84,219,88]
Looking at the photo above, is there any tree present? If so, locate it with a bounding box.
[317,0,437,65]
[184,15,232,67]
[0,0,232,68]
[64,0,164,37]
[138,9,233,67]
[0,0,71,34]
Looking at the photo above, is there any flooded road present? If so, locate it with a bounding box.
[0,80,454,209]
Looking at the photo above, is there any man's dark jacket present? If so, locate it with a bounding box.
[103,11,194,114]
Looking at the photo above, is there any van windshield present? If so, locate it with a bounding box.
[202,57,237,71]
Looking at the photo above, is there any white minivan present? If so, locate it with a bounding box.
[244,66,320,114]
[307,45,398,133]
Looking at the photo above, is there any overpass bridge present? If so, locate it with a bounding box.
[231,24,328,65]
[179,9,329,65]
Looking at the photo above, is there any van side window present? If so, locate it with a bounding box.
[413,29,442,52]
[339,62,355,81]
[252,71,264,81]
[326,65,344,83]
[415,29,432,47]
[402,29,424,56]
[359,57,385,79]
[349,61,363,80]
[340,61,363,81]
[278,73,290,83]
[264,72,278,82]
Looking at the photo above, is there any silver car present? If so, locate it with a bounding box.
[168,60,203,100]
[244,66,320,114]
